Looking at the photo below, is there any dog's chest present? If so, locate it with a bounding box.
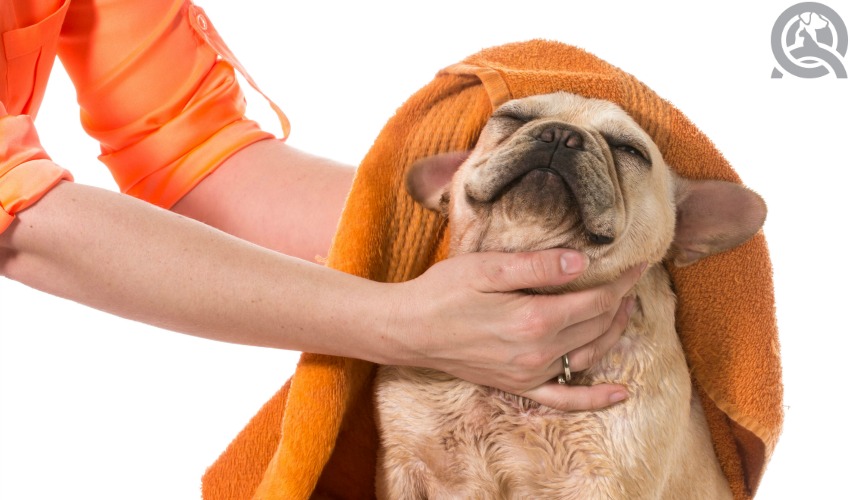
[375,268,695,498]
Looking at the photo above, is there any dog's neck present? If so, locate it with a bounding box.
[490,262,679,410]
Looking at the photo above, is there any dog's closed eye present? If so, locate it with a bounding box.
[604,135,651,166]
[491,104,537,124]
[492,111,528,123]
[614,144,646,160]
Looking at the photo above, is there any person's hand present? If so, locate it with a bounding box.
[386,249,642,411]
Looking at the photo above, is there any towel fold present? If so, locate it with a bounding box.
[202,40,782,500]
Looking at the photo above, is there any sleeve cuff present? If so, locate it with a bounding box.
[0,158,74,234]
[95,60,274,209]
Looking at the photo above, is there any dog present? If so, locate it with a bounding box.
[374,92,766,499]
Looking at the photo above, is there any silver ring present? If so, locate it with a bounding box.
[556,353,571,384]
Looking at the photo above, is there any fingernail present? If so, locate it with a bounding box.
[561,252,587,274]
[609,390,629,404]
[639,262,648,274]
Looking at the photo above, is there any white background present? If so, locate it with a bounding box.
[1,1,848,498]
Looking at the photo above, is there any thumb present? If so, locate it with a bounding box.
[475,249,587,293]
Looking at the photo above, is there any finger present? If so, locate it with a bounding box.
[553,297,636,374]
[473,249,588,293]
[522,382,629,411]
[540,296,625,363]
[542,263,644,329]
[531,293,632,370]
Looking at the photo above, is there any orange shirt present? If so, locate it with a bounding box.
[0,0,287,234]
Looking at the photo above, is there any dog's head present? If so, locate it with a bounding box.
[407,92,766,290]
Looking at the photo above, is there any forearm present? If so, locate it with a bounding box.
[0,174,638,411]
[0,181,390,359]
[172,139,355,261]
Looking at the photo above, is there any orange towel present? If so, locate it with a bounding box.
[202,40,782,500]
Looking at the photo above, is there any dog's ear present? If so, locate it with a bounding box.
[670,177,767,267]
[405,151,470,212]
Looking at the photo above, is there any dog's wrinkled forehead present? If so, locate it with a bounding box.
[486,93,653,156]
[495,92,630,128]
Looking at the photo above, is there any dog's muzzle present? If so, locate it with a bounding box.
[465,122,619,244]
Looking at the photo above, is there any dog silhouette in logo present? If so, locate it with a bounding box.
[774,5,848,78]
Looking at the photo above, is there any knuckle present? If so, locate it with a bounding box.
[526,253,551,287]
[594,288,617,314]
[516,308,552,342]
[502,370,534,392]
[513,372,537,390]
[514,349,550,373]
[576,387,607,411]
[478,255,514,291]
[482,258,506,284]
[584,343,604,369]
[498,372,521,391]
[609,305,629,333]
[588,394,609,411]
[554,388,591,412]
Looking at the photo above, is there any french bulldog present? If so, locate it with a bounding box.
[374,92,765,499]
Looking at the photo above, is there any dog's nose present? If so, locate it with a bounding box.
[537,126,584,150]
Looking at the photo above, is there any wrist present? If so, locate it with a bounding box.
[293,272,413,366]
[365,280,425,367]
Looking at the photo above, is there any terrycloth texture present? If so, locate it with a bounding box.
[202,40,782,500]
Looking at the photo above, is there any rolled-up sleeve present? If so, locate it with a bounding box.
[0,102,73,233]
[57,0,274,208]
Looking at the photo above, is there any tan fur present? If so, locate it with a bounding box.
[375,93,761,499]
